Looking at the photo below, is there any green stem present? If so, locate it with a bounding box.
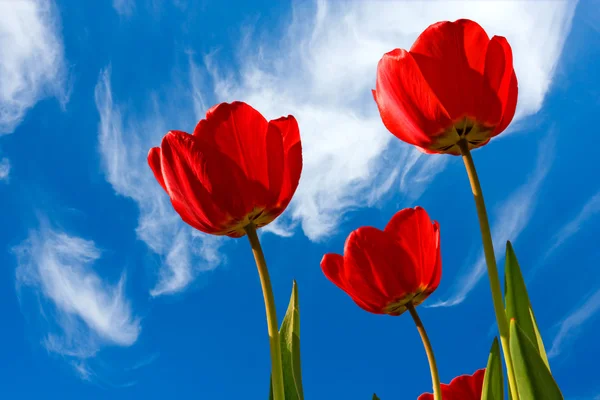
[407,303,442,400]
[458,139,519,400]
[245,223,285,400]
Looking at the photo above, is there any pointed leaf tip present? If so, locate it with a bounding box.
[482,337,503,400]
[270,280,303,400]
[504,242,551,370]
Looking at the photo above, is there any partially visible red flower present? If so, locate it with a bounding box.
[148,101,302,237]
[320,207,441,315]
[373,19,518,155]
[418,368,486,400]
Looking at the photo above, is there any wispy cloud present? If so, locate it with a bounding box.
[0,0,68,134]
[128,353,160,371]
[429,135,555,307]
[94,67,224,296]
[0,157,9,181]
[548,288,600,359]
[196,0,576,241]
[15,226,140,375]
[545,191,600,260]
[112,0,135,16]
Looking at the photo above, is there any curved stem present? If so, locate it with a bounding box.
[245,224,285,400]
[407,303,442,400]
[458,139,519,400]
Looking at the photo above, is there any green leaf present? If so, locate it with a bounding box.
[481,337,503,400]
[530,308,550,370]
[372,394,380,400]
[269,280,304,400]
[509,319,563,400]
[504,241,550,371]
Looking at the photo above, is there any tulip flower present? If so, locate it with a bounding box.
[373,19,517,156]
[148,101,302,238]
[321,207,443,399]
[321,207,441,316]
[418,369,485,400]
[373,19,521,397]
[148,101,303,400]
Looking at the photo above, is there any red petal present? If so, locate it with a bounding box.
[344,227,419,311]
[410,20,496,123]
[418,368,485,400]
[159,131,232,234]
[385,207,438,290]
[269,115,302,213]
[374,49,452,147]
[192,101,272,195]
[494,70,518,135]
[477,35,516,134]
[148,147,167,192]
[321,253,380,313]
[411,20,489,73]
[424,221,442,294]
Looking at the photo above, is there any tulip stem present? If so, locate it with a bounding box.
[458,139,519,400]
[407,303,442,400]
[245,223,285,400]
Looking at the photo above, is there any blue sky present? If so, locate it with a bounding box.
[0,0,599,399]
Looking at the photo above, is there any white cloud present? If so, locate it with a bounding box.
[113,0,135,16]
[548,288,600,359]
[198,0,577,241]
[428,135,555,307]
[15,227,140,363]
[96,0,576,295]
[0,0,67,134]
[0,157,9,181]
[94,68,224,296]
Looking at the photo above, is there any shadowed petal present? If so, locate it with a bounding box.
[159,131,230,234]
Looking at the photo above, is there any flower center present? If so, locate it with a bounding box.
[429,117,494,155]
[222,207,273,237]
[383,288,432,316]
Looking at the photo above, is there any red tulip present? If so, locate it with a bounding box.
[418,368,485,400]
[148,101,302,237]
[320,207,441,315]
[373,19,518,155]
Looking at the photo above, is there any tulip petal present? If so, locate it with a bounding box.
[345,227,420,310]
[424,222,442,294]
[192,101,272,195]
[148,147,167,192]
[418,368,486,400]
[264,119,285,198]
[385,207,437,289]
[159,131,233,234]
[495,70,518,135]
[271,115,302,208]
[270,115,302,212]
[481,35,518,135]
[321,253,380,313]
[410,19,501,125]
[374,49,452,147]
[411,20,489,72]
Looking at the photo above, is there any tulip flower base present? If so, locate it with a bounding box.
[145,18,565,400]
